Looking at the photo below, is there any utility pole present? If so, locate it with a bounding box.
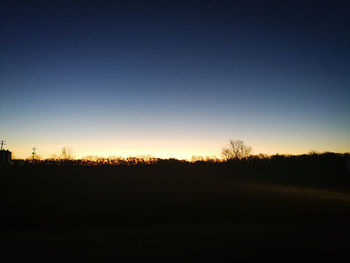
[32,147,36,161]
[0,140,5,151]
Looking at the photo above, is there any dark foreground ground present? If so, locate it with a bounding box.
[1,164,350,262]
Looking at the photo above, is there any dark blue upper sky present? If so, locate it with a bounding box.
[1,0,350,158]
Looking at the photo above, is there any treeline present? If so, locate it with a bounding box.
[221,152,350,189]
[4,152,350,190]
[12,156,187,167]
[10,152,349,170]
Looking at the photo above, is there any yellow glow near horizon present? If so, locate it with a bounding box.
[8,143,221,160]
[8,144,350,161]
[5,130,350,160]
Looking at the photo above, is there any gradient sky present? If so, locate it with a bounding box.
[1,0,350,159]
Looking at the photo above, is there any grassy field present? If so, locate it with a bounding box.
[1,166,350,261]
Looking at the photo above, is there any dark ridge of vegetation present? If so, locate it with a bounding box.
[2,153,350,261]
[5,152,350,190]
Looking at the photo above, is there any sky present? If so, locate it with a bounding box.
[1,0,350,159]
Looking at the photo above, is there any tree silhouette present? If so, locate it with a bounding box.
[222,139,252,160]
[61,147,73,160]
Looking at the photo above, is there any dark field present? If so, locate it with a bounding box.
[1,162,350,261]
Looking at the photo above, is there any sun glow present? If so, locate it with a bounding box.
[75,149,219,161]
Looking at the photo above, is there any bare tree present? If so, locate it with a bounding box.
[221,139,252,160]
[61,147,73,160]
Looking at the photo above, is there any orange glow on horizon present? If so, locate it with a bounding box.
[5,132,350,160]
[8,145,350,161]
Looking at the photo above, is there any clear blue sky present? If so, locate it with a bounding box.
[1,0,350,159]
